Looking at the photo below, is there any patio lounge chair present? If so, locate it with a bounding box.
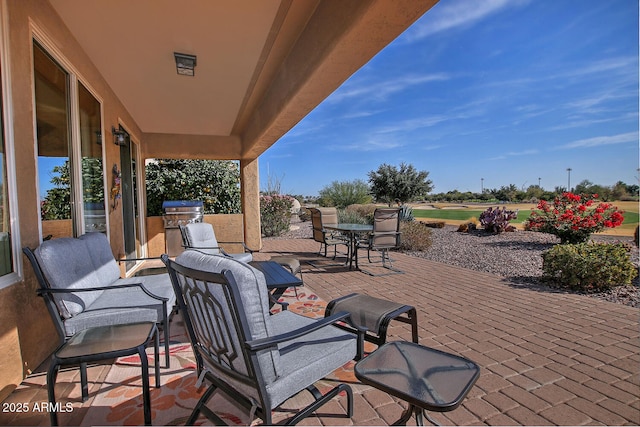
[162,251,360,425]
[23,232,176,400]
[309,207,348,258]
[180,222,253,263]
[356,207,402,273]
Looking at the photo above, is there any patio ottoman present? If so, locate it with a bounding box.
[325,293,418,346]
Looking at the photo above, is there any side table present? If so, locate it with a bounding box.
[354,341,479,426]
[47,322,160,426]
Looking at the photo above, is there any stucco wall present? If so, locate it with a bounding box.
[0,0,142,401]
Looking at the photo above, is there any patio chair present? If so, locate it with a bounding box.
[180,222,253,263]
[308,207,348,258]
[356,207,402,273]
[23,232,176,400]
[162,251,361,425]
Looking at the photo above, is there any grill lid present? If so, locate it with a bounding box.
[162,200,204,213]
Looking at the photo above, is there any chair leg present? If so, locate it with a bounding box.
[285,383,353,425]
[163,322,171,369]
[47,362,60,426]
[186,383,227,425]
[80,362,88,402]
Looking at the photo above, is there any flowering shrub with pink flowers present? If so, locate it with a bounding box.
[260,194,294,237]
[524,192,624,244]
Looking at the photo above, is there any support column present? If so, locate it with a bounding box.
[240,158,262,251]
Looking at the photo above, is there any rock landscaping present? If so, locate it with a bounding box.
[271,217,639,307]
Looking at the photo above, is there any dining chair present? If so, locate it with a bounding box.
[356,207,402,273]
[308,207,348,258]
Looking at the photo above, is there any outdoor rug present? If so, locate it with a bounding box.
[79,286,365,426]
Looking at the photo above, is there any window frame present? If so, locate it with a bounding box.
[0,1,22,288]
[31,26,108,243]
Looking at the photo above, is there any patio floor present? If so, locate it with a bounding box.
[2,237,638,426]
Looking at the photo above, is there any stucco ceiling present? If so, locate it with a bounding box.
[49,0,317,136]
[48,0,438,159]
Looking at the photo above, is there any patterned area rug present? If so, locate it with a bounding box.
[80,287,364,426]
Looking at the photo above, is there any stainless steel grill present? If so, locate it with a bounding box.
[162,200,204,256]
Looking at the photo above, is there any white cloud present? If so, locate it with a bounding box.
[488,149,538,161]
[329,73,450,104]
[406,0,530,40]
[559,132,639,149]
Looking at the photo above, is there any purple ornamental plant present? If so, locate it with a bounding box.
[479,206,518,233]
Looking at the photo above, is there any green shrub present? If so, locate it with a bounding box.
[338,208,371,225]
[260,194,294,237]
[399,221,432,251]
[541,242,637,292]
[345,204,377,223]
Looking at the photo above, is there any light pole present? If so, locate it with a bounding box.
[566,168,572,191]
[481,178,484,193]
[538,177,541,188]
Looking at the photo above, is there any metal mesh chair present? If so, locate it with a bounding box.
[180,222,253,263]
[162,251,360,425]
[356,207,402,273]
[308,207,348,258]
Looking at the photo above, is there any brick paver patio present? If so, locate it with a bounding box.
[2,236,638,425]
[256,238,639,426]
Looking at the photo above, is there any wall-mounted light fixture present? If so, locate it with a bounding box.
[112,126,126,146]
[174,52,197,76]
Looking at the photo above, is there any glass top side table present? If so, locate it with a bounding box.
[354,341,480,426]
[48,322,160,426]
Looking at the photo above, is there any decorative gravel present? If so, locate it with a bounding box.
[270,218,639,307]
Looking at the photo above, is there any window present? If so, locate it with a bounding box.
[0,68,12,277]
[33,41,105,239]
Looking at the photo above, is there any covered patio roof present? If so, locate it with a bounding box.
[49,0,438,160]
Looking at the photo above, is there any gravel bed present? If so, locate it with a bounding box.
[270,218,640,307]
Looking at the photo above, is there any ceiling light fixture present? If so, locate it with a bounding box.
[174,52,197,76]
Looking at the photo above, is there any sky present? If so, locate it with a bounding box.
[259,0,639,197]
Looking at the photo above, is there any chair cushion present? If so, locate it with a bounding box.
[63,286,161,336]
[183,223,221,255]
[118,273,177,313]
[35,237,105,318]
[266,310,356,408]
[174,251,280,381]
[78,232,121,285]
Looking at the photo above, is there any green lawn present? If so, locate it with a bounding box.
[413,209,639,228]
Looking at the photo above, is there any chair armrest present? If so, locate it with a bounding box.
[117,256,163,264]
[36,282,168,302]
[216,241,255,254]
[182,244,224,250]
[245,311,352,351]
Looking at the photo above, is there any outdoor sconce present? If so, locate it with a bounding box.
[112,126,126,146]
[174,52,197,76]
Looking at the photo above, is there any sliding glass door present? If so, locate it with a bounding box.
[34,41,105,240]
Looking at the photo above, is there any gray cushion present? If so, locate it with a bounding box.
[184,223,253,262]
[183,223,221,255]
[174,251,280,381]
[63,286,160,336]
[266,311,356,408]
[78,232,121,286]
[35,237,104,318]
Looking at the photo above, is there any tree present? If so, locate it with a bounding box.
[318,179,371,208]
[368,163,433,205]
[145,159,241,216]
[40,158,105,220]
